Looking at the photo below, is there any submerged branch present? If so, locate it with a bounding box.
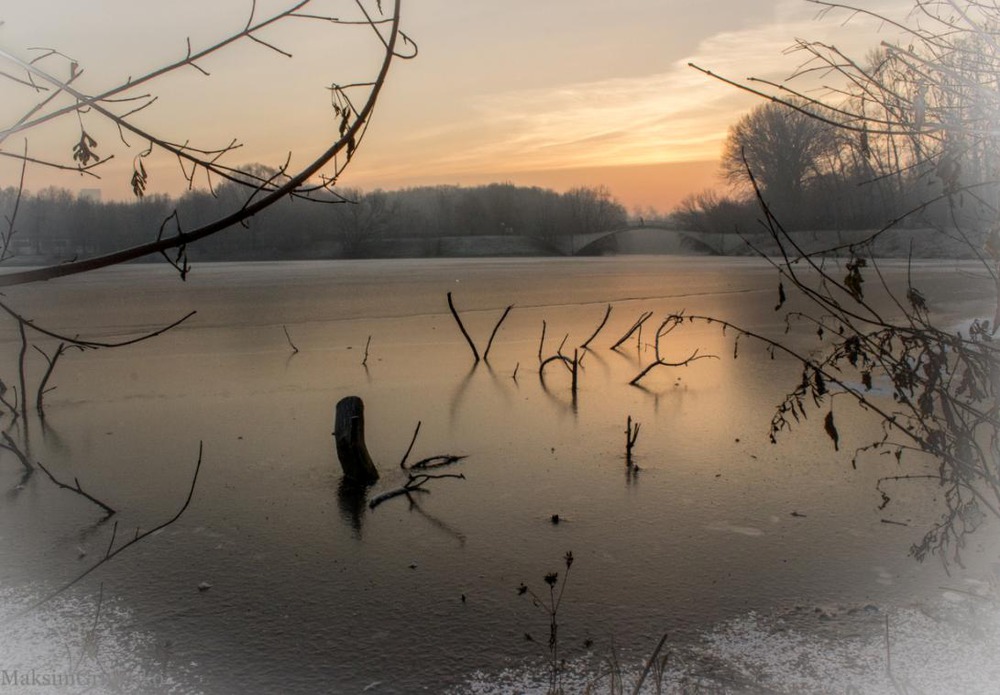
[611,312,653,350]
[409,454,467,469]
[629,350,716,387]
[0,432,33,472]
[0,302,196,350]
[399,420,421,469]
[282,325,299,354]
[34,342,83,416]
[35,459,116,516]
[368,472,466,510]
[483,305,514,363]
[362,335,372,366]
[447,292,480,364]
[581,304,612,350]
[15,442,203,616]
[538,320,547,363]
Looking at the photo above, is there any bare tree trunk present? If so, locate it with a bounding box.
[334,396,380,484]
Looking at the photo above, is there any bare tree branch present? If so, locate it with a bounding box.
[0,0,408,287]
[447,292,480,364]
[35,459,115,516]
[15,442,204,616]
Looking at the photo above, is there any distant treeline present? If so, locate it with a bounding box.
[0,180,630,261]
[674,99,997,236]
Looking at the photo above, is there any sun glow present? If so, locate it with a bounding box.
[1,0,914,211]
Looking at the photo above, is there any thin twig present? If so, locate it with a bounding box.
[16,320,28,417]
[282,325,299,354]
[881,518,909,526]
[0,432,33,472]
[631,633,670,695]
[626,415,641,467]
[571,349,579,395]
[447,292,480,364]
[581,304,612,350]
[409,454,467,469]
[35,460,115,516]
[369,472,466,509]
[629,350,717,387]
[482,305,513,363]
[80,583,105,669]
[538,320,547,363]
[0,302,196,350]
[539,354,574,378]
[0,383,18,420]
[611,312,653,350]
[34,342,83,416]
[0,140,28,262]
[556,334,569,357]
[362,335,372,366]
[399,420,421,469]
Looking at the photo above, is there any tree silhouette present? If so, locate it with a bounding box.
[693,0,1000,565]
[721,100,840,213]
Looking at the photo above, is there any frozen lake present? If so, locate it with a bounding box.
[0,256,997,693]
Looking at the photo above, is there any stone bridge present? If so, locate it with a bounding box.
[549,225,719,256]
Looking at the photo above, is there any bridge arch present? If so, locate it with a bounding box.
[570,225,717,256]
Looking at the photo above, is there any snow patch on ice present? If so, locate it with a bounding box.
[0,585,202,694]
[453,596,1000,694]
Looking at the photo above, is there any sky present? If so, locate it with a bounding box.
[0,0,911,213]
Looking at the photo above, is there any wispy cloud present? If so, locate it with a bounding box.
[357,0,914,181]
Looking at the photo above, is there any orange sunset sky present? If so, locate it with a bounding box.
[1,0,911,214]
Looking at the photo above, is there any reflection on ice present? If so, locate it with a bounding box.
[1,258,997,692]
[706,522,766,537]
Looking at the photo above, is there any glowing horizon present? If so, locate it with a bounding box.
[0,0,912,213]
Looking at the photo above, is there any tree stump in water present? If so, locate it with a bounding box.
[334,396,380,484]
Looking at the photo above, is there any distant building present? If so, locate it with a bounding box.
[79,188,101,202]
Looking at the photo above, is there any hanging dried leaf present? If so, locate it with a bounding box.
[907,286,927,314]
[774,281,786,311]
[919,389,934,417]
[72,130,99,166]
[130,158,148,198]
[844,335,861,367]
[814,369,827,396]
[844,258,866,302]
[824,410,839,451]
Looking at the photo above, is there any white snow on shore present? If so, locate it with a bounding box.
[455,590,1000,694]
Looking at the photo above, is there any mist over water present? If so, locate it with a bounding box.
[0,257,996,693]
